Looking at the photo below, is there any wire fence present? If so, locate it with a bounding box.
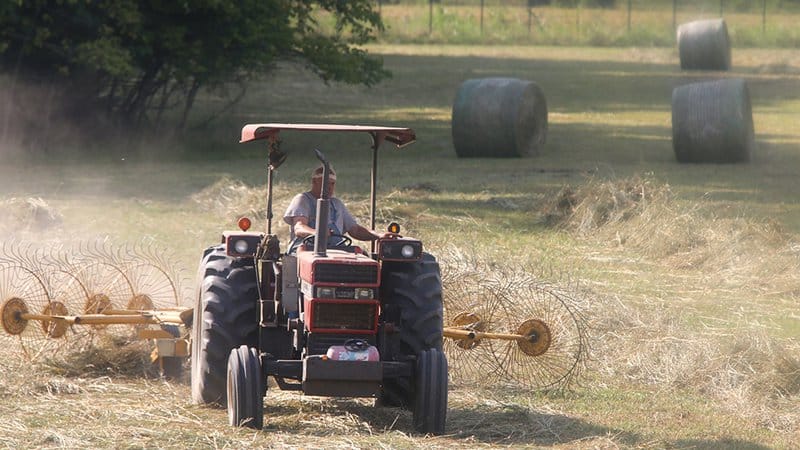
[373,0,800,46]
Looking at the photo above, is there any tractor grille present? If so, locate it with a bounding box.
[314,263,378,284]
[311,302,377,331]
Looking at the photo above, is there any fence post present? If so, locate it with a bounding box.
[673,0,677,31]
[480,0,484,36]
[528,3,532,37]
[429,0,433,35]
[627,0,632,31]
[762,0,767,33]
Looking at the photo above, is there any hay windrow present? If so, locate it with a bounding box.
[0,197,63,232]
[587,292,800,432]
[540,174,800,431]
[42,334,162,379]
[190,177,278,220]
[542,174,800,290]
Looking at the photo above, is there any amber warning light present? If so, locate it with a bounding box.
[388,222,400,234]
[238,217,252,231]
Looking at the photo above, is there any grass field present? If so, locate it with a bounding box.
[1,44,800,448]
[366,3,800,47]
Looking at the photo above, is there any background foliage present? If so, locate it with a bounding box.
[0,0,387,150]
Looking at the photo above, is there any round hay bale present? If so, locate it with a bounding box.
[671,78,754,163]
[677,18,731,71]
[451,78,547,158]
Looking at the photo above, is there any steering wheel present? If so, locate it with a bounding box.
[301,233,352,249]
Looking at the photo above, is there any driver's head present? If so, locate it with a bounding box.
[311,164,336,198]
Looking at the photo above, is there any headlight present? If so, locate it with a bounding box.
[224,233,261,257]
[354,288,374,299]
[316,287,336,298]
[234,239,250,254]
[313,286,373,299]
[401,245,415,258]
[378,239,422,261]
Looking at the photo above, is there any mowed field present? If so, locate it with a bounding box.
[1,44,800,448]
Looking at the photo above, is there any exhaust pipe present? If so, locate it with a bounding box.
[313,149,331,256]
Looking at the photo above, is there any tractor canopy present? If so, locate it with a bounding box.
[239,122,417,241]
[240,123,416,148]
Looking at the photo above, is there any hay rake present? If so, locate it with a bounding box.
[1,240,589,390]
[0,241,191,371]
[442,271,589,391]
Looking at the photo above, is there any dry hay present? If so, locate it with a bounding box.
[542,174,800,291]
[588,293,800,432]
[452,77,548,158]
[677,18,732,71]
[190,176,276,220]
[542,174,800,432]
[42,334,163,379]
[0,197,63,233]
[671,78,754,163]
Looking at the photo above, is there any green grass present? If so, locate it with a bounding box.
[357,3,800,47]
[1,45,800,447]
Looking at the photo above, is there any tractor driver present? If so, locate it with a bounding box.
[283,164,394,253]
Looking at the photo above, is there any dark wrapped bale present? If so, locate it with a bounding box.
[671,78,754,163]
[451,78,547,158]
[677,18,731,71]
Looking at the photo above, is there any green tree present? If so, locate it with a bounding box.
[0,0,388,134]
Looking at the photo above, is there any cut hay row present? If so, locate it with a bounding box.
[543,175,797,288]
[541,174,800,431]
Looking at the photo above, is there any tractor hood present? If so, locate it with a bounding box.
[296,249,380,287]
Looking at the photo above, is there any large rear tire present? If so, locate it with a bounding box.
[379,253,444,408]
[191,246,259,406]
[413,348,448,435]
[227,345,264,429]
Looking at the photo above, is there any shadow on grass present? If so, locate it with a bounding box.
[263,399,773,448]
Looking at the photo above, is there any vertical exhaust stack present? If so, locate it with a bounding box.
[313,150,331,256]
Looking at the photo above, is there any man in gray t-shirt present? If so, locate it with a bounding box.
[283,164,394,252]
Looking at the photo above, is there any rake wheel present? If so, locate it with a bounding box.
[443,271,589,391]
[0,264,58,360]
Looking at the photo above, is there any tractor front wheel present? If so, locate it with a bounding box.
[191,246,259,406]
[227,345,264,429]
[378,253,444,408]
[413,348,448,435]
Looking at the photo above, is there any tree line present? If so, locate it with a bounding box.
[0,1,388,140]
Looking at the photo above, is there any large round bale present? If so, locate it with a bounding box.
[671,78,754,163]
[451,78,547,158]
[677,18,731,71]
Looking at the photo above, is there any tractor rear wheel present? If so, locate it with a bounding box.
[191,246,259,406]
[227,345,264,429]
[379,253,444,408]
[413,348,448,435]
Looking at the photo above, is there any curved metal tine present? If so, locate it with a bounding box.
[68,241,137,337]
[503,278,589,391]
[443,273,511,387]
[0,255,60,361]
[127,239,185,309]
[47,243,98,349]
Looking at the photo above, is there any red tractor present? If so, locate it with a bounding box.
[190,124,447,434]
